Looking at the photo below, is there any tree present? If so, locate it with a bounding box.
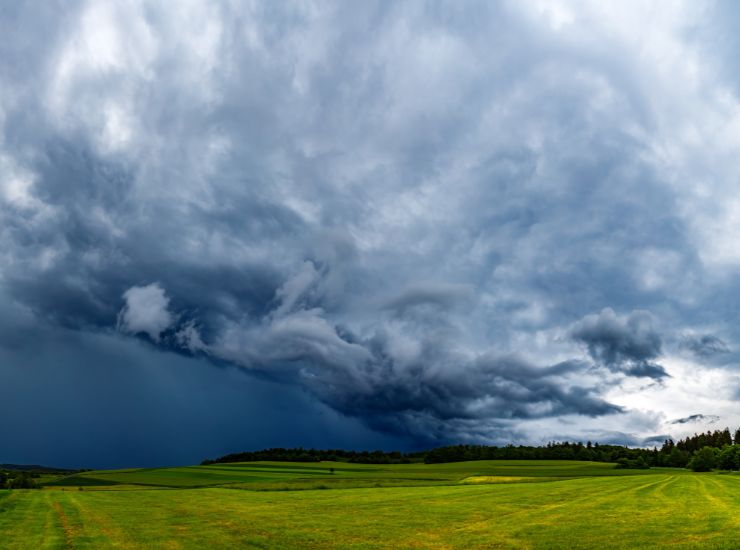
[667,448,690,468]
[6,472,38,489]
[717,445,740,471]
[616,456,649,469]
[688,447,718,472]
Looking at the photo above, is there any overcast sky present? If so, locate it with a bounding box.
[2,0,740,468]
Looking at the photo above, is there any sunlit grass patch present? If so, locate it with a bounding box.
[460,475,548,484]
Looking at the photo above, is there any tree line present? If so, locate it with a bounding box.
[202,448,426,465]
[424,428,740,471]
[202,427,740,472]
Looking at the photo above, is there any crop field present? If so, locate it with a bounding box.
[1,461,738,548]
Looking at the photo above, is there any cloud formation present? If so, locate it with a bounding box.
[570,309,668,380]
[173,267,622,442]
[1,1,740,461]
[680,335,730,358]
[670,414,720,425]
[117,283,174,342]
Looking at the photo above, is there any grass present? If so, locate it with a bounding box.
[1,460,737,548]
[42,460,674,489]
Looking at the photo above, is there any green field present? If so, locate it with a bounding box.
[1,460,738,548]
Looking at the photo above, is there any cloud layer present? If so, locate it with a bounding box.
[2,1,740,462]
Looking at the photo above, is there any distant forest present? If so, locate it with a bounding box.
[203,427,740,472]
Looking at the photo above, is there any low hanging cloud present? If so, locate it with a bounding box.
[117,283,174,342]
[669,414,720,425]
[570,308,668,380]
[680,334,730,357]
[179,265,624,442]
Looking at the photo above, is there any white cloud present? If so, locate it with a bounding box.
[117,283,174,342]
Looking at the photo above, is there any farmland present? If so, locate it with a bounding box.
[1,460,738,548]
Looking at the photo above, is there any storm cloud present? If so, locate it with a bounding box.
[2,1,740,464]
[570,309,668,380]
[680,335,730,358]
[670,414,720,425]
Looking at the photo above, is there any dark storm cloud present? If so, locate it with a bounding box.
[570,309,668,380]
[184,269,623,441]
[300,350,622,442]
[670,414,720,425]
[0,294,406,468]
[680,335,730,357]
[1,1,739,462]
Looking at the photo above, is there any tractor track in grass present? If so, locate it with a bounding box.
[52,500,78,549]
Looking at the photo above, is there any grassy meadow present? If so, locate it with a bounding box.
[1,460,738,548]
